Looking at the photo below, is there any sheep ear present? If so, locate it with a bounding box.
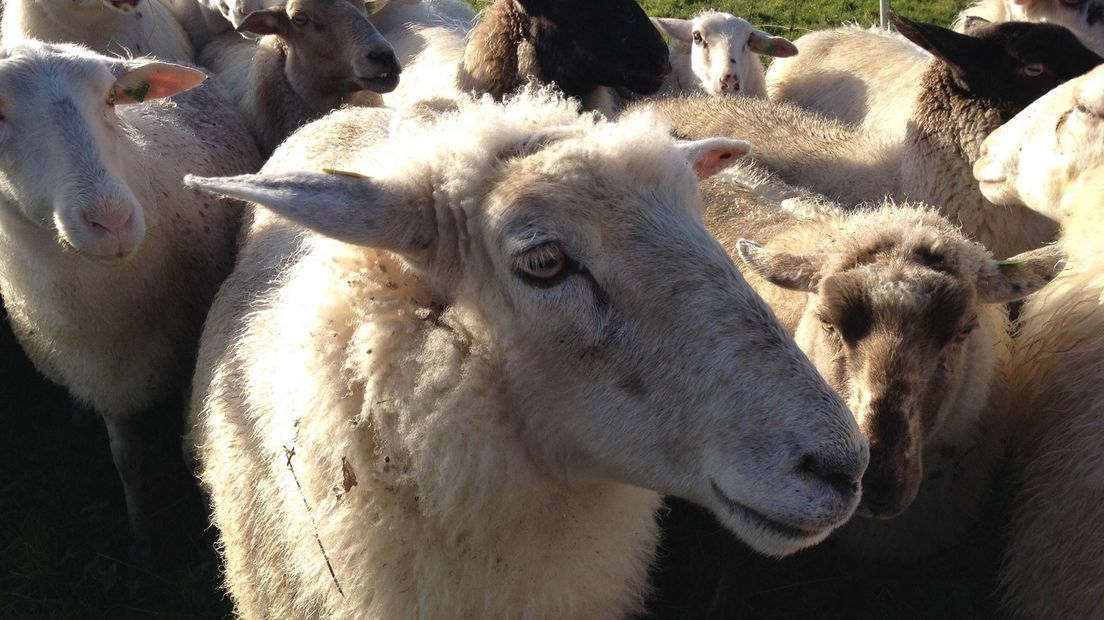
[736,239,821,292]
[112,63,206,104]
[677,138,751,179]
[748,31,799,58]
[889,12,987,75]
[237,7,289,36]
[183,172,437,254]
[976,245,1066,303]
[652,17,693,43]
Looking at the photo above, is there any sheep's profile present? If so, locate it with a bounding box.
[184,90,869,619]
[768,12,1102,149]
[974,66,1104,619]
[703,183,1063,557]
[200,0,401,157]
[652,10,798,98]
[0,40,261,557]
[649,14,1101,257]
[1,0,194,61]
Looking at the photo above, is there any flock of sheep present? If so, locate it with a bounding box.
[0,0,1101,617]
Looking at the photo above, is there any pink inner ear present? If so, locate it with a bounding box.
[114,63,207,104]
[692,146,750,179]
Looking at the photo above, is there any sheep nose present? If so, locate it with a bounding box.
[366,50,400,72]
[798,449,864,500]
[84,210,134,237]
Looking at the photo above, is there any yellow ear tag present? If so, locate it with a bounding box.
[322,168,370,179]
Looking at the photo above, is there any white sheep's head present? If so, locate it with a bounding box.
[0,42,206,260]
[653,11,797,96]
[37,0,142,14]
[201,0,281,29]
[738,209,1064,518]
[975,63,1104,220]
[187,92,869,557]
[236,0,401,96]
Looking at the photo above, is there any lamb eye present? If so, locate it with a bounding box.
[106,89,116,107]
[953,319,978,344]
[1022,63,1046,78]
[692,31,703,44]
[1062,0,1086,6]
[515,242,570,286]
[291,13,309,26]
[820,318,836,335]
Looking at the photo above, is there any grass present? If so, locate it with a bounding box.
[2,1,1001,619]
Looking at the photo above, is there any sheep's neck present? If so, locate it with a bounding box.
[458,0,531,100]
[908,65,1012,167]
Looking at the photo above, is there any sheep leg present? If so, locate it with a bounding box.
[103,414,152,564]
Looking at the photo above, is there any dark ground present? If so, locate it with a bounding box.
[0,305,1008,619]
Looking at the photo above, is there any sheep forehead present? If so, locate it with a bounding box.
[820,267,972,332]
[820,213,984,280]
[693,11,753,39]
[0,44,113,106]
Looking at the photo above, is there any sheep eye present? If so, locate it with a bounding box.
[953,319,978,344]
[515,242,571,286]
[692,31,703,44]
[1022,63,1046,78]
[1062,0,1087,5]
[291,13,309,26]
[820,318,836,336]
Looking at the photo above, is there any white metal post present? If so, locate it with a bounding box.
[880,0,890,30]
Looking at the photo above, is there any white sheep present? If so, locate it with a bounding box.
[1,0,194,61]
[973,65,1104,619]
[0,40,261,556]
[647,15,1101,258]
[199,0,400,157]
[182,90,869,619]
[700,180,1063,558]
[954,0,1104,54]
[652,10,798,98]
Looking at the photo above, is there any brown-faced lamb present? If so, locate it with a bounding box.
[199,0,400,158]
[0,41,261,557]
[973,64,1104,619]
[373,0,671,115]
[182,90,869,619]
[651,10,798,98]
[645,14,1102,258]
[1,0,194,61]
[700,180,1063,557]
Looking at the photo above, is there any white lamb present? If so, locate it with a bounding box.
[0,40,261,556]
[1,0,194,61]
[183,90,869,619]
[973,63,1104,619]
[652,10,798,98]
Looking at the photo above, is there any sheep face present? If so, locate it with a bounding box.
[739,215,1064,518]
[514,0,670,96]
[654,11,797,97]
[975,64,1104,216]
[188,101,870,557]
[206,0,279,29]
[1004,0,1104,56]
[0,42,205,260]
[892,13,1102,117]
[237,0,401,97]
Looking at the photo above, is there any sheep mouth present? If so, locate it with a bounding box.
[354,73,400,94]
[708,479,825,541]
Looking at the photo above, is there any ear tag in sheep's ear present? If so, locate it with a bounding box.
[322,168,371,179]
[112,63,207,105]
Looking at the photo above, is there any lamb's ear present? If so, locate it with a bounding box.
[961,16,992,36]
[976,245,1066,303]
[748,30,799,58]
[736,239,821,292]
[889,12,987,76]
[184,172,436,253]
[112,63,206,104]
[652,17,693,43]
[236,7,289,36]
[677,138,751,179]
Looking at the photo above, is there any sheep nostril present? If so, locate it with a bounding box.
[799,452,861,498]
